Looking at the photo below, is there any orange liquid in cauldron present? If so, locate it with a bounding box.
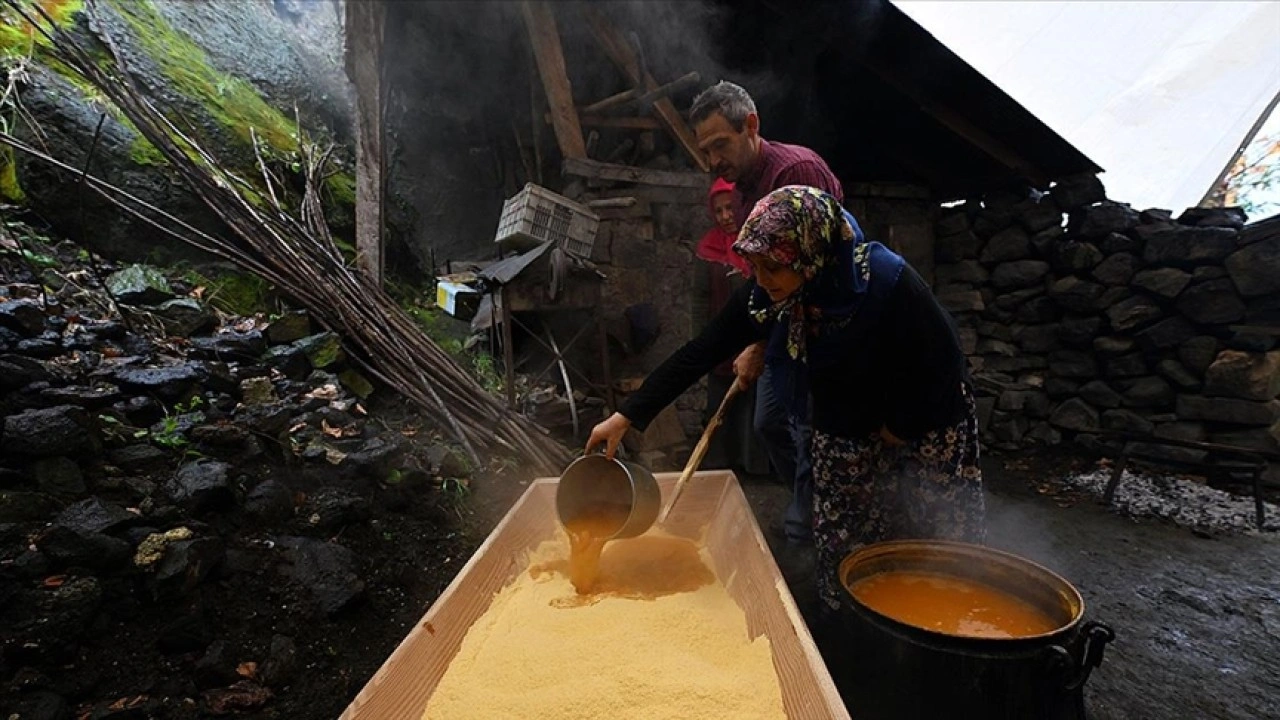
[850,570,1060,638]
[564,502,632,594]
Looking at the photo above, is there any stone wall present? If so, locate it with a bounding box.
[933,174,1280,473]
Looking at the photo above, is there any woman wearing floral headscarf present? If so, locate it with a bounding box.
[588,185,986,610]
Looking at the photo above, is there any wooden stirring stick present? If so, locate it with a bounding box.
[658,378,744,524]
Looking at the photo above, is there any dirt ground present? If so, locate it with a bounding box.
[741,450,1280,720]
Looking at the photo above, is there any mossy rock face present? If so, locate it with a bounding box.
[4,0,353,263]
[265,311,313,345]
[153,298,214,336]
[106,265,174,305]
[292,332,345,369]
[338,369,374,400]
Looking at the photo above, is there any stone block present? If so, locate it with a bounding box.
[1121,376,1175,409]
[1091,252,1138,286]
[1050,173,1106,210]
[1049,276,1106,313]
[1071,201,1139,237]
[1103,409,1154,434]
[1155,421,1207,443]
[979,226,1031,263]
[1079,380,1123,409]
[1134,317,1195,351]
[1049,350,1097,379]
[1176,279,1246,325]
[1015,296,1062,324]
[1176,395,1280,426]
[1107,295,1164,332]
[1202,350,1280,402]
[1225,235,1280,297]
[1050,398,1100,431]
[1015,324,1060,353]
[1178,336,1220,375]
[1093,336,1135,356]
[991,260,1050,289]
[1142,226,1238,267]
[1156,359,1201,390]
[1052,242,1105,273]
[1106,353,1147,379]
[1056,315,1103,346]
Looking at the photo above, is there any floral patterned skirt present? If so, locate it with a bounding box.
[811,386,987,610]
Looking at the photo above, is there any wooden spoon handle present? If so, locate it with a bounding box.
[659,379,743,523]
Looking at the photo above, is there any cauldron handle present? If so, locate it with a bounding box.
[1044,621,1116,692]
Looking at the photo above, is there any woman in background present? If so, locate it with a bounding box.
[694,178,769,477]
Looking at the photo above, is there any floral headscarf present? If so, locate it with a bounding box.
[732,186,905,412]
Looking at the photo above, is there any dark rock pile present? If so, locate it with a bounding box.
[0,230,474,717]
[935,177,1279,481]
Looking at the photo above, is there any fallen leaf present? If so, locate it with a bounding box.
[306,384,340,401]
[191,285,206,300]
[321,420,344,439]
[42,575,66,588]
[236,661,258,679]
[204,681,273,714]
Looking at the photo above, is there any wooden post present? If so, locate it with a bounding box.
[345,0,386,287]
[521,1,587,160]
[501,285,516,409]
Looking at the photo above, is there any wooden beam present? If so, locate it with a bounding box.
[563,157,711,189]
[521,2,587,159]
[859,59,1047,186]
[582,87,642,115]
[345,0,386,286]
[581,6,709,172]
[546,113,661,131]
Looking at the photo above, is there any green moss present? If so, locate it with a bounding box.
[106,0,298,154]
[0,147,25,203]
[128,137,167,167]
[326,172,356,206]
[0,0,83,57]
[177,266,273,316]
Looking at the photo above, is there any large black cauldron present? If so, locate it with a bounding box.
[837,540,1113,720]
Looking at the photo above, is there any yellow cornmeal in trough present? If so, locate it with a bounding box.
[421,533,787,720]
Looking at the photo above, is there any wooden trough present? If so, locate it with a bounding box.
[341,470,849,720]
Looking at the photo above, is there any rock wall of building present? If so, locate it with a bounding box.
[933,175,1279,469]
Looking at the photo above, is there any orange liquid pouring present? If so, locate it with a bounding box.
[850,570,1060,638]
[563,502,632,594]
[543,503,715,606]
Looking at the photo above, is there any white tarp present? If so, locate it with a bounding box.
[894,0,1280,213]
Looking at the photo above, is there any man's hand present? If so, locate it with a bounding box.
[733,342,766,386]
[586,412,632,459]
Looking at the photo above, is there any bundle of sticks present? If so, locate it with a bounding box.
[0,0,572,472]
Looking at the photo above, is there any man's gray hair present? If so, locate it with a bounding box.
[690,81,757,131]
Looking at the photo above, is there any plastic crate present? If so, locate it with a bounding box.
[495,183,600,258]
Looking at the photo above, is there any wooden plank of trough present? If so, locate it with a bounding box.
[342,473,850,720]
[521,2,587,160]
[563,157,710,189]
[581,5,710,172]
